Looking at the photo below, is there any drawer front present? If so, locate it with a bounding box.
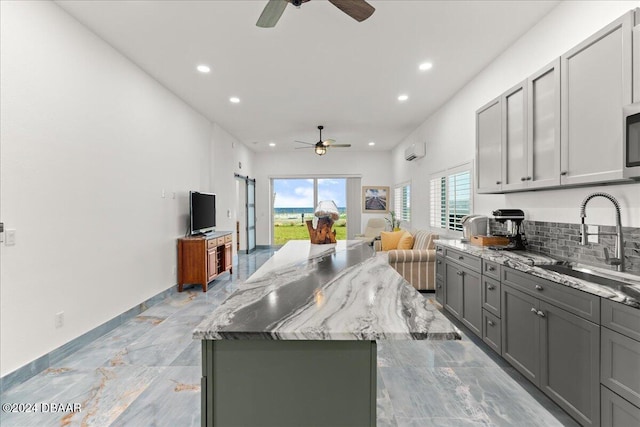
[435,245,445,257]
[482,276,501,317]
[601,299,640,342]
[217,237,225,245]
[601,385,640,427]
[445,248,481,272]
[482,260,500,280]
[601,326,640,407]
[502,267,600,323]
[224,234,232,243]
[482,309,501,354]
[207,239,217,249]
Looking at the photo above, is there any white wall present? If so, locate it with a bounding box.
[394,0,640,235]
[209,123,255,256]
[0,1,221,376]
[252,150,393,245]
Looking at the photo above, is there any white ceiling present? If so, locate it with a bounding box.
[55,0,559,152]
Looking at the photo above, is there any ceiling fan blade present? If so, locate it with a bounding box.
[295,140,315,145]
[328,0,375,22]
[256,0,288,28]
[321,139,336,146]
[295,146,314,149]
[329,144,351,148]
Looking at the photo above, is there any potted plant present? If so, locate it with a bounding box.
[386,211,401,231]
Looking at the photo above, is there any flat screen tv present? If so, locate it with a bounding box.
[190,191,216,235]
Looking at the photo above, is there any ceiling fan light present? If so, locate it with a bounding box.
[315,145,327,155]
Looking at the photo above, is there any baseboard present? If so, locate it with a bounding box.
[0,284,179,393]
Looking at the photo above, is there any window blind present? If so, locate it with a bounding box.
[394,183,411,222]
[430,163,472,232]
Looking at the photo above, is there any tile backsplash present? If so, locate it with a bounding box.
[489,220,640,276]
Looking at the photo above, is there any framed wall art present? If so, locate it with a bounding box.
[362,186,389,213]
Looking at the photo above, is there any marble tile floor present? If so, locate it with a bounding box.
[1,247,579,427]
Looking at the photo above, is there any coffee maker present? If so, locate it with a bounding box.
[492,209,527,250]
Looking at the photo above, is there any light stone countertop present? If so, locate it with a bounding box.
[193,240,462,341]
[435,239,640,309]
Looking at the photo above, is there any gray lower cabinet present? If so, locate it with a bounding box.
[482,309,501,353]
[501,284,541,384]
[601,385,640,427]
[461,266,482,337]
[443,259,482,337]
[502,283,601,426]
[435,256,444,304]
[444,261,463,319]
[600,299,640,425]
[539,301,600,427]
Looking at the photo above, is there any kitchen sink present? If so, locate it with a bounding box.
[538,264,640,300]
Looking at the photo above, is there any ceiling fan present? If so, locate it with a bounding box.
[296,125,351,156]
[257,0,375,28]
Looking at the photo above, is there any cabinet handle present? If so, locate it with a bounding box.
[521,177,526,181]
[487,285,495,290]
[488,320,495,326]
[531,307,538,314]
[496,180,502,185]
[535,285,543,291]
[537,310,545,317]
[456,271,464,276]
[527,176,532,181]
[487,266,495,271]
[458,256,464,260]
[437,260,442,265]
[560,171,568,176]
[437,284,442,289]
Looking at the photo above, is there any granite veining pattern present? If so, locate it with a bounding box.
[436,239,640,309]
[194,240,461,341]
[0,248,576,426]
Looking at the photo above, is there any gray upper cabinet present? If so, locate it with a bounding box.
[560,11,634,186]
[634,23,640,103]
[501,81,529,191]
[527,59,561,189]
[476,97,502,193]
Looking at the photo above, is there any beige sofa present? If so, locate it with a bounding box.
[375,230,439,291]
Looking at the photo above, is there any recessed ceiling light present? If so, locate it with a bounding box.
[269,142,276,147]
[398,94,409,102]
[368,142,375,146]
[419,62,433,71]
[229,97,240,103]
[196,64,211,73]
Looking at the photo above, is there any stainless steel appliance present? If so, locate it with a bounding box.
[461,215,488,241]
[623,103,640,179]
[492,209,527,250]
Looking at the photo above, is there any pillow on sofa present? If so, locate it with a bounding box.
[397,231,414,249]
[380,231,404,251]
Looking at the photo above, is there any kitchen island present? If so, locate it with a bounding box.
[193,240,461,427]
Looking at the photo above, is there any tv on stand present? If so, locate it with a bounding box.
[189,191,216,236]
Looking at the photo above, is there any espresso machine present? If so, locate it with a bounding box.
[492,209,527,250]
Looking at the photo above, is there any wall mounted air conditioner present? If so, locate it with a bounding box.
[404,143,425,161]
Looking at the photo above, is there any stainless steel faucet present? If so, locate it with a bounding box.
[579,192,625,272]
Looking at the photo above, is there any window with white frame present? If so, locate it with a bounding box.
[429,163,472,232]
[394,182,411,223]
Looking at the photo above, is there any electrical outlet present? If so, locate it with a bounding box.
[55,311,64,328]
[5,229,16,246]
[587,225,599,244]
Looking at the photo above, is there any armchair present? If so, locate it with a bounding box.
[354,218,386,244]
